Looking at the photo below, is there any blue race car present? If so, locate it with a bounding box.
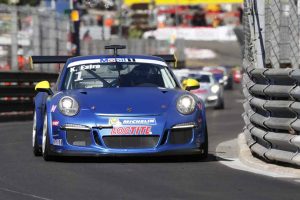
[32,45,208,161]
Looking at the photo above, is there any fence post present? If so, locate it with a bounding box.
[32,8,40,71]
[10,6,18,71]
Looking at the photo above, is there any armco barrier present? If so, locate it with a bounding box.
[0,71,58,121]
[243,60,300,166]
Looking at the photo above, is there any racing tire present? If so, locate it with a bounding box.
[42,114,54,161]
[214,99,224,110]
[32,111,42,156]
[199,126,208,159]
[190,125,208,161]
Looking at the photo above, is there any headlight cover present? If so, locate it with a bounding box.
[211,85,220,93]
[176,94,196,115]
[58,96,79,116]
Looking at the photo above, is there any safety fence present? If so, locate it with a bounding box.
[0,72,58,121]
[242,0,300,167]
[0,4,69,72]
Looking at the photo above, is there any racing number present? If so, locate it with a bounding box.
[74,71,83,82]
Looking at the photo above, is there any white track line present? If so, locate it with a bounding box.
[219,158,295,178]
[0,187,52,200]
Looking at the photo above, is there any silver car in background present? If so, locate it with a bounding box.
[188,72,224,109]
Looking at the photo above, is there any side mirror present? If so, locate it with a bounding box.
[35,81,53,95]
[182,78,200,91]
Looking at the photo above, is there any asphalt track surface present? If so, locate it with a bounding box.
[0,89,299,200]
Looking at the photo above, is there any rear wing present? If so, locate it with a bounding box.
[30,56,72,69]
[154,54,178,68]
[30,54,178,68]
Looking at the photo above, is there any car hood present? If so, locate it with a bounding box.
[60,88,184,116]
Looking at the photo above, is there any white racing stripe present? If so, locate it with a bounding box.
[67,59,101,68]
[67,58,167,68]
[134,59,167,66]
[0,187,52,200]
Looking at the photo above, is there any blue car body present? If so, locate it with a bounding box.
[33,54,208,159]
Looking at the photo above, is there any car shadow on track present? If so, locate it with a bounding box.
[51,153,233,163]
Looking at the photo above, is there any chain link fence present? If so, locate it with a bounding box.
[0,4,69,72]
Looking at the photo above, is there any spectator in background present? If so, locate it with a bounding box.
[83,30,92,42]
[212,17,224,27]
[192,11,207,26]
[97,15,103,26]
[17,48,25,71]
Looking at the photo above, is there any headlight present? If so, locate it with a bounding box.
[58,96,79,116]
[176,95,196,115]
[211,85,220,93]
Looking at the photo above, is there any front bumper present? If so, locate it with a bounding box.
[47,105,207,157]
[194,93,220,108]
[49,146,204,157]
[49,124,206,157]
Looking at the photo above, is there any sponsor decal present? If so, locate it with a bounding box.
[111,126,152,135]
[109,118,156,126]
[122,119,156,126]
[53,139,63,146]
[70,64,101,72]
[109,118,122,126]
[51,105,57,112]
[52,120,59,126]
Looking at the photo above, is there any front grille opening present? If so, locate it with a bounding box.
[93,130,102,146]
[66,130,92,147]
[169,128,193,145]
[103,136,159,149]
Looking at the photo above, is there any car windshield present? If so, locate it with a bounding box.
[194,74,211,83]
[63,62,177,90]
[187,74,212,83]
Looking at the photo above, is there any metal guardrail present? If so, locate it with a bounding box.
[242,0,300,167]
[243,60,300,166]
[0,72,58,121]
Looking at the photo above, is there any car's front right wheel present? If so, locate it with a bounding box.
[32,111,42,156]
[42,114,54,161]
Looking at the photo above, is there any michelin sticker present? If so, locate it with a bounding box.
[109,118,156,126]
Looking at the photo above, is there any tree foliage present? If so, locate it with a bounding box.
[17,0,40,6]
[0,0,9,4]
[0,0,40,6]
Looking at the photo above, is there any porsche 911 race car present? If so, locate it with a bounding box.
[32,45,208,161]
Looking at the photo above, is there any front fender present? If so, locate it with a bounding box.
[34,92,49,145]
